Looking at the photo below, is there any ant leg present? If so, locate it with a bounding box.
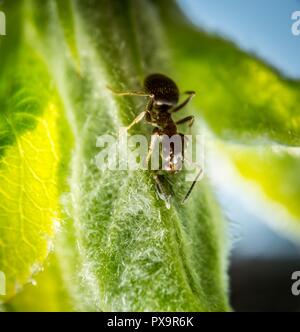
[182,168,203,204]
[171,91,196,113]
[176,115,194,134]
[127,98,154,131]
[153,173,171,209]
[181,157,203,204]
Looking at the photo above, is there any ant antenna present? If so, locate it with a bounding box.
[106,86,154,98]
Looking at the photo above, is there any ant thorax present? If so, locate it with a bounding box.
[149,109,175,130]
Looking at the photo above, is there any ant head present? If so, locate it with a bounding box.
[153,99,175,111]
[144,73,179,111]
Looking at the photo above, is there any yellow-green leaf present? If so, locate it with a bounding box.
[0,101,62,301]
[0,1,68,300]
[4,254,75,312]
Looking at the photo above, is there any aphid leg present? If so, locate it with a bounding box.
[171,91,196,113]
[181,157,203,204]
[152,173,171,209]
[176,115,194,134]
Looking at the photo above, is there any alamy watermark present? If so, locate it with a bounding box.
[0,271,5,296]
[291,271,300,296]
[95,128,205,182]
[291,11,300,36]
[0,11,6,36]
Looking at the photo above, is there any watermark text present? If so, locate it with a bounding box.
[291,271,300,296]
[0,11,6,36]
[291,11,300,36]
[95,128,205,182]
[0,271,6,296]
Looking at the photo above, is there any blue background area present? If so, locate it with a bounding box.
[178,0,300,79]
[178,0,300,259]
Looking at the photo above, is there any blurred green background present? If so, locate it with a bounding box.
[180,0,300,311]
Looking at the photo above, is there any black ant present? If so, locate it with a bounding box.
[108,73,203,208]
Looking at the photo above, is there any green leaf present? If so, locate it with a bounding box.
[19,0,229,311]
[155,1,300,146]
[63,1,228,311]
[33,1,227,310]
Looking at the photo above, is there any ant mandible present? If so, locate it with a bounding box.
[108,73,203,208]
